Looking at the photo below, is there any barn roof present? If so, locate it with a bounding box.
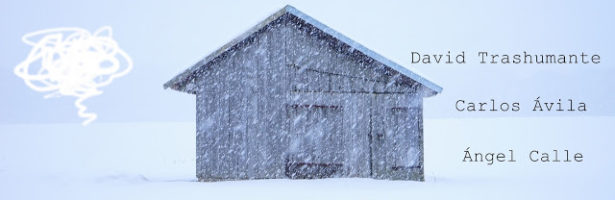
[164,5,442,95]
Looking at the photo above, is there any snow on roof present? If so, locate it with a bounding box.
[164,5,442,95]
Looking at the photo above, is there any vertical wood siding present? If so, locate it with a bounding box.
[195,16,424,181]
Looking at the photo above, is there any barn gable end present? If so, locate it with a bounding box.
[164,5,442,96]
[165,5,441,181]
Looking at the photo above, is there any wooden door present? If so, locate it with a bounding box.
[370,95,420,179]
[285,104,344,178]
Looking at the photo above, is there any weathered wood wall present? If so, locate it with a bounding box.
[195,14,425,181]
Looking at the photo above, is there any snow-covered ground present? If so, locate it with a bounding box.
[1,117,613,200]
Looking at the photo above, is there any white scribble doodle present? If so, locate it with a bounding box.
[14,26,133,125]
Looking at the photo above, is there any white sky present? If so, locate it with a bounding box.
[1,0,613,124]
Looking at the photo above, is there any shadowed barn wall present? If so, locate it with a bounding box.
[189,11,430,181]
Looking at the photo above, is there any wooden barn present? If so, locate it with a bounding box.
[164,5,442,181]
